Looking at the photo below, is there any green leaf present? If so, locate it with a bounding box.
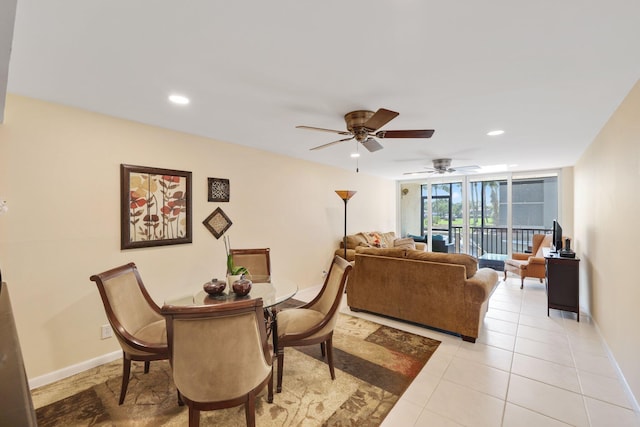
[227,254,248,275]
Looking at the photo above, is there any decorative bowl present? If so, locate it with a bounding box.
[232,277,252,296]
[203,279,226,296]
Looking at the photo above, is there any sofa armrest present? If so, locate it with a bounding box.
[334,248,356,262]
[415,242,427,251]
[511,253,530,261]
[464,268,499,304]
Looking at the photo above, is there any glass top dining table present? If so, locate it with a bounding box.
[168,276,298,309]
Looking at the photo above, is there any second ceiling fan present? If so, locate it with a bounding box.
[296,108,435,152]
[404,158,480,175]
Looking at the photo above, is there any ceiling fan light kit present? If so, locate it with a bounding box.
[297,108,435,153]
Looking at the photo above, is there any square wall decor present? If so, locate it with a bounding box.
[208,178,230,202]
[120,164,192,249]
[203,207,232,239]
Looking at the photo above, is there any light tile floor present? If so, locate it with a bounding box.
[297,276,640,427]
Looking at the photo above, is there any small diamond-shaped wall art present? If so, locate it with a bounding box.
[203,207,232,239]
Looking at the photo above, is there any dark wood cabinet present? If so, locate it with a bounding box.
[545,254,580,321]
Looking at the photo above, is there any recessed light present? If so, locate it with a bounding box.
[168,94,190,105]
[487,130,504,136]
[350,153,360,158]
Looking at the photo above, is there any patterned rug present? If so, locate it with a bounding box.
[34,310,440,426]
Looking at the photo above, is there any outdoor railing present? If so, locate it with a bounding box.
[433,226,552,257]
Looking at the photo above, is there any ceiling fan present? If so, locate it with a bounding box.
[296,108,435,152]
[404,158,480,175]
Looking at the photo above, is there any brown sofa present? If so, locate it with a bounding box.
[346,247,499,342]
[335,231,426,262]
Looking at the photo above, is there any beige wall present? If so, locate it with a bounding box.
[0,95,396,379]
[575,79,640,401]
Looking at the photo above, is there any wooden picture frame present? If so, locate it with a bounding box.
[202,207,232,239]
[208,177,230,202]
[120,164,192,249]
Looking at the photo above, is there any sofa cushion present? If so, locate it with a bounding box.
[361,231,396,248]
[343,232,370,249]
[393,237,416,250]
[381,232,396,248]
[403,251,478,278]
[355,247,406,259]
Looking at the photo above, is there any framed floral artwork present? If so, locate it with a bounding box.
[120,164,192,249]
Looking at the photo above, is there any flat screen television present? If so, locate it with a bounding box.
[552,219,563,253]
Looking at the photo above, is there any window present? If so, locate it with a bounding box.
[469,179,507,257]
[407,172,559,256]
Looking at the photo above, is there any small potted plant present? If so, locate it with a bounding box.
[224,236,249,288]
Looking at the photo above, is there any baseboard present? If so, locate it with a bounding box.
[592,318,640,417]
[28,350,121,390]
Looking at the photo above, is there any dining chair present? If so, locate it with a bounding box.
[230,248,271,282]
[162,299,273,427]
[275,255,353,393]
[89,262,169,405]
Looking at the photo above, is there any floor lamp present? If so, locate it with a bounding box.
[335,190,357,260]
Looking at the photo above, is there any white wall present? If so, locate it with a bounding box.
[574,79,640,402]
[399,182,423,237]
[0,95,396,378]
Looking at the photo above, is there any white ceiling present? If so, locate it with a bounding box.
[3,1,640,180]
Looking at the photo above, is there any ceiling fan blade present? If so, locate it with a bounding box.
[362,137,384,152]
[363,108,399,131]
[309,136,354,151]
[375,129,435,139]
[403,170,435,175]
[296,125,351,135]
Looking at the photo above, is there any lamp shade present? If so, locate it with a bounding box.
[335,190,357,201]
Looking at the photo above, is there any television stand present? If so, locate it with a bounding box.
[545,253,580,321]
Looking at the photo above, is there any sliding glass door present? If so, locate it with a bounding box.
[468,178,507,257]
[421,182,463,246]
[510,175,558,253]
[404,171,559,256]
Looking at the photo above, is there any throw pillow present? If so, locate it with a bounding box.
[393,237,416,250]
[381,231,396,248]
[365,232,386,248]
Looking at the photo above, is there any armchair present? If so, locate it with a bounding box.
[504,234,552,289]
[275,255,352,392]
[162,299,273,427]
[89,263,169,404]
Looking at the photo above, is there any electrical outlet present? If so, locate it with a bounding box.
[101,324,113,339]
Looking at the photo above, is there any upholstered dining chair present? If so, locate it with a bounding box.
[162,299,273,427]
[230,248,271,282]
[504,233,553,289]
[89,262,169,405]
[275,255,353,393]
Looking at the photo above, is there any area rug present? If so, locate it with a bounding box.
[33,311,440,426]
